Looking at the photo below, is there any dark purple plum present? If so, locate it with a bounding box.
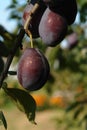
[39,7,68,47]
[42,0,77,25]
[47,0,77,25]
[22,1,46,38]
[17,48,50,91]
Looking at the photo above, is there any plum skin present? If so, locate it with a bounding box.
[17,48,50,91]
[42,0,77,25]
[39,8,68,47]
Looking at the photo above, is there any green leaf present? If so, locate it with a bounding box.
[73,106,84,119]
[0,57,4,74]
[7,4,16,9]
[3,87,37,124]
[66,101,79,112]
[80,3,87,22]
[9,13,21,19]
[0,41,9,57]
[8,71,17,75]
[0,111,7,130]
[12,0,18,4]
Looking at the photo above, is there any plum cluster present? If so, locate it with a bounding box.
[22,0,77,46]
[17,0,77,91]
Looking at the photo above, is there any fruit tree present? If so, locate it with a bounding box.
[0,0,87,129]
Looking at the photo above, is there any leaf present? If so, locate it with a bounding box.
[7,4,16,9]
[8,71,17,75]
[12,0,18,4]
[0,41,9,57]
[73,106,84,119]
[3,87,37,124]
[0,57,4,74]
[80,3,87,22]
[78,114,87,127]
[66,101,79,112]
[9,12,21,20]
[0,111,7,130]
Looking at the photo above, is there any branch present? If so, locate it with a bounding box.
[0,28,25,88]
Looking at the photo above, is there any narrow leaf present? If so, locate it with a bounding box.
[0,57,4,74]
[0,111,7,129]
[8,71,17,75]
[66,101,79,112]
[7,4,16,9]
[3,87,37,124]
[0,41,9,57]
[80,3,87,22]
[74,106,84,119]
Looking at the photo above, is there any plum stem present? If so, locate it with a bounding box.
[24,3,40,48]
[24,3,39,30]
[27,30,33,48]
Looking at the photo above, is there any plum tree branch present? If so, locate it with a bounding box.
[0,28,25,88]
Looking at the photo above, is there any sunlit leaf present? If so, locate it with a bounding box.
[0,111,7,130]
[3,87,37,124]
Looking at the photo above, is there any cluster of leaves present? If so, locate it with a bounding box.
[0,0,87,129]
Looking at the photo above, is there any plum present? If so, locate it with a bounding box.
[17,48,50,91]
[39,7,68,47]
[43,0,77,25]
[49,0,77,25]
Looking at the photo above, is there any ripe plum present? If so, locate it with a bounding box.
[39,7,68,46]
[17,48,50,91]
[48,0,77,25]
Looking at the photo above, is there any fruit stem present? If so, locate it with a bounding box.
[24,3,40,48]
[27,30,33,48]
[24,3,39,30]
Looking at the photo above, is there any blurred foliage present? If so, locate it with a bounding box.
[0,111,7,130]
[0,0,87,129]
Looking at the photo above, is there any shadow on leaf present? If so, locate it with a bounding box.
[3,86,37,124]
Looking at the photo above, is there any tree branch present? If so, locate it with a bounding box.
[0,28,25,88]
